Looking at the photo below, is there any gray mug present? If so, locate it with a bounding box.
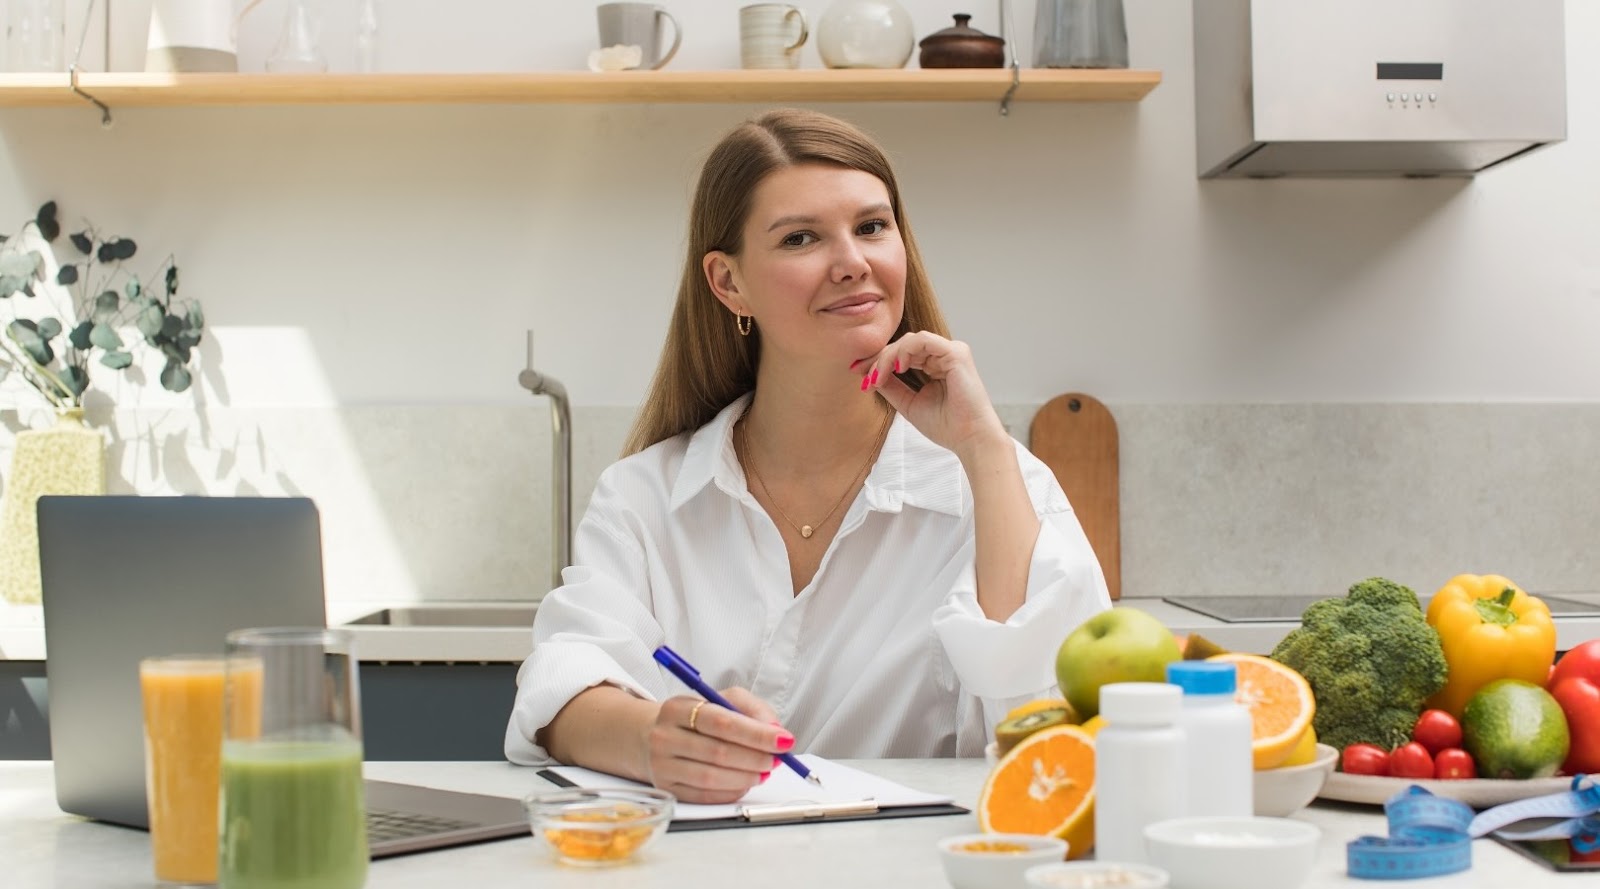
[596,3,683,70]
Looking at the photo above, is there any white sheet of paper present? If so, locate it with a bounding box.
[544,754,954,821]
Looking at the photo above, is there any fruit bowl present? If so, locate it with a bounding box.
[1318,772,1572,808]
[1253,743,1337,817]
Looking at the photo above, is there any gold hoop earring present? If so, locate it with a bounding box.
[736,314,752,336]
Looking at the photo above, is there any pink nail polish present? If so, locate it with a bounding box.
[893,359,901,373]
[869,368,879,386]
[849,358,863,369]
[773,755,781,769]
[776,733,796,752]
[859,374,869,392]
[760,771,771,783]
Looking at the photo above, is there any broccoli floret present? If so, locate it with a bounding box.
[1270,577,1449,751]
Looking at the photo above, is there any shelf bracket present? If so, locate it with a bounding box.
[999,62,1020,117]
[67,0,113,128]
[68,66,113,128]
[997,0,1018,116]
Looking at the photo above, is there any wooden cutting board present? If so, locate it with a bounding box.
[1028,393,1121,599]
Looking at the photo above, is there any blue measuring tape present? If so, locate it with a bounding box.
[1347,775,1600,880]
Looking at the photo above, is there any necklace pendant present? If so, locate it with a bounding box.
[800,525,814,539]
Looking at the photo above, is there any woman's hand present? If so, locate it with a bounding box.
[859,331,1008,459]
[644,687,794,804]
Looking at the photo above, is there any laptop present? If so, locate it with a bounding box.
[38,495,528,857]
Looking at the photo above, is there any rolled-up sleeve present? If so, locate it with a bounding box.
[504,481,671,766]
[930,450,1113,745]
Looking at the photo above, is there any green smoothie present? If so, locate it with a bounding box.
[219,739,368,889]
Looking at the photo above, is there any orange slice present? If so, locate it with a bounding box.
[1208,653,1316,770]
[977,725,1095,861]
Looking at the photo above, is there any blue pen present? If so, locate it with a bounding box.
[652,645,822,787]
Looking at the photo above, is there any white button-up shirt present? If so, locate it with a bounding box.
[505,394,1111,764]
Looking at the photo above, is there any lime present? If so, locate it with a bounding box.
[1461,679,1570,780]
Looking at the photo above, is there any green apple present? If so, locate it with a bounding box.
[1055,607,1182,719]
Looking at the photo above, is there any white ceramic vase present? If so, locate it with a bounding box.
[816,0,915,69]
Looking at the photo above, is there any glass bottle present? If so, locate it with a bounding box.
[7,0,66,72]
[355,0,379,73]
[266,0,327,73]
[1034,0,1128,69]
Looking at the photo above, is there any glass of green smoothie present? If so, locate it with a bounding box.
[219,627,368,889]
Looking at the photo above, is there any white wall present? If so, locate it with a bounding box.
[2,1,1597,603]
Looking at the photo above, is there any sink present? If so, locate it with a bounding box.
[343,604,538,628]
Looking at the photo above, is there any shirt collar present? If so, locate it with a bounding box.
[669,393,967,518]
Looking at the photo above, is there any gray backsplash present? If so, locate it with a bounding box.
[4,403,1596,603]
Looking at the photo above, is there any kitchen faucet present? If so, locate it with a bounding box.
[517,331,571,594]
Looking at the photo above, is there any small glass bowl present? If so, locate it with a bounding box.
[523,787,674,867]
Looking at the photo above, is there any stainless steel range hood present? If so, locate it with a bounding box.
[1194,0,1567,179]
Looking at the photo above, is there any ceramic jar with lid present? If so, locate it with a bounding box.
[816,0,915,69]
[918,13,1004,68]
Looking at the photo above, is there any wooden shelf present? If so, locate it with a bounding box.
[0,68,1161,109]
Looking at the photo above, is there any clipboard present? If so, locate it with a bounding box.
[536,756,969,832]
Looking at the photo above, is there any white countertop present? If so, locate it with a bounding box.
[2,758,1581,888]
[5,596,1599,663]
[0,600,538,663]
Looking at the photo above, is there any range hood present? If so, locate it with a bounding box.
[1194,0,1567,179]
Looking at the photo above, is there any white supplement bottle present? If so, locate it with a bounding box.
[1093,682,1187,865]
[1166,661,1254,817]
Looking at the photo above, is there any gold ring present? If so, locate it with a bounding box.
[687,700,707,733]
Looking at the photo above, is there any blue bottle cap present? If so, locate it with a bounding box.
[1165,660,1237,695]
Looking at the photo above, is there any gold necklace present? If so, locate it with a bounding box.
[737,410,893,540]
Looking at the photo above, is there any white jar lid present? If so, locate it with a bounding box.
[1099,682,1181,725]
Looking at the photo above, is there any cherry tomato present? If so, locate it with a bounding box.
[1411,709,1463,755]
[1341,743,1391,776]
[1389,742,1435,779]
[1433,747,1477,780]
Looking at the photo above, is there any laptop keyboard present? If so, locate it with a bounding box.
[366,808,480,843]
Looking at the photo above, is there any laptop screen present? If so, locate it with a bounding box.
[38,495,326,827]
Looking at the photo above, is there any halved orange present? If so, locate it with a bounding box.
[977,725,1095,861]
[1208,653,1316,769]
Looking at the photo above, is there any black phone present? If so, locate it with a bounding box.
[1492,835,1600,872]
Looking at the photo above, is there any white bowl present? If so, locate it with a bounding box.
[1253,743,1337,817]
[938,833,1069,889]
[985,741,1000,767]
[1025,861,1171,888]
[1144,816,1319,889]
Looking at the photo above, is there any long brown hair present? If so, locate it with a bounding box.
[623,108,950,456]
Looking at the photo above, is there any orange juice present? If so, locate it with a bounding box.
[141,657,260,885]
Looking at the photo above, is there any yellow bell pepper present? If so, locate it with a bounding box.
[1424,574,1556,718]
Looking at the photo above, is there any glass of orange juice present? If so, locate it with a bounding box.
[141,655,260,886]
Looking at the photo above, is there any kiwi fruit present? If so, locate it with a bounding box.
[1183,633,1229,660]
[995,707,1077,755]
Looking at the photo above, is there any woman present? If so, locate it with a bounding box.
[505,109,1110,803]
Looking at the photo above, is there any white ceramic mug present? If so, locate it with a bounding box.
[145,0,267,73]
[596,3,682,70]
[740,4,809,70]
